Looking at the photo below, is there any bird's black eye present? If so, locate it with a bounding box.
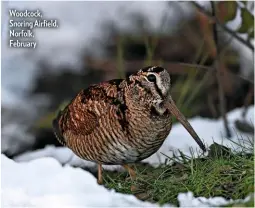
[147,74,156,82]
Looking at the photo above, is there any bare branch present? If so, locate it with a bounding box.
[211,1,232,138]
[176,63,254,84]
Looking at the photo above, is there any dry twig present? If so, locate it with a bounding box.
[210,1,232,138]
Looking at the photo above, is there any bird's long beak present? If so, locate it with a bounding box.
[166,96,206,152]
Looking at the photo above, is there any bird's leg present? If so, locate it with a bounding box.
[97,164,103,185]
[123,164,136,181]
[123,164,138,193]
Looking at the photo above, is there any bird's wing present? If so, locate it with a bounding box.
[52,79,126,142]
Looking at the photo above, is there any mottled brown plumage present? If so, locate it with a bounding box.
[53,66,206,184]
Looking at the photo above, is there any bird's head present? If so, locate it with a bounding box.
[134,66,171,101]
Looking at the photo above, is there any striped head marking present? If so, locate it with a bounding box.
[134,66,171,100]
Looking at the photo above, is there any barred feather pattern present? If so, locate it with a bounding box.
[53,67,173,165]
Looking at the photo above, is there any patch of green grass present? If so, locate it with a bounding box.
[103,143,254,206]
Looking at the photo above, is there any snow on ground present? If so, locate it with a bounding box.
[2,155,165,207]
[2,154,251,207]
[177,192,252,207]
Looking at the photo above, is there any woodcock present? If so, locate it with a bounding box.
[52,66,206,184]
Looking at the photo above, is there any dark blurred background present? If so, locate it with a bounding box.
[1,1,254,158]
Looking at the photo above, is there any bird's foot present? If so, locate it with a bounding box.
[97,178,103,185]
[130,184,151,201]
